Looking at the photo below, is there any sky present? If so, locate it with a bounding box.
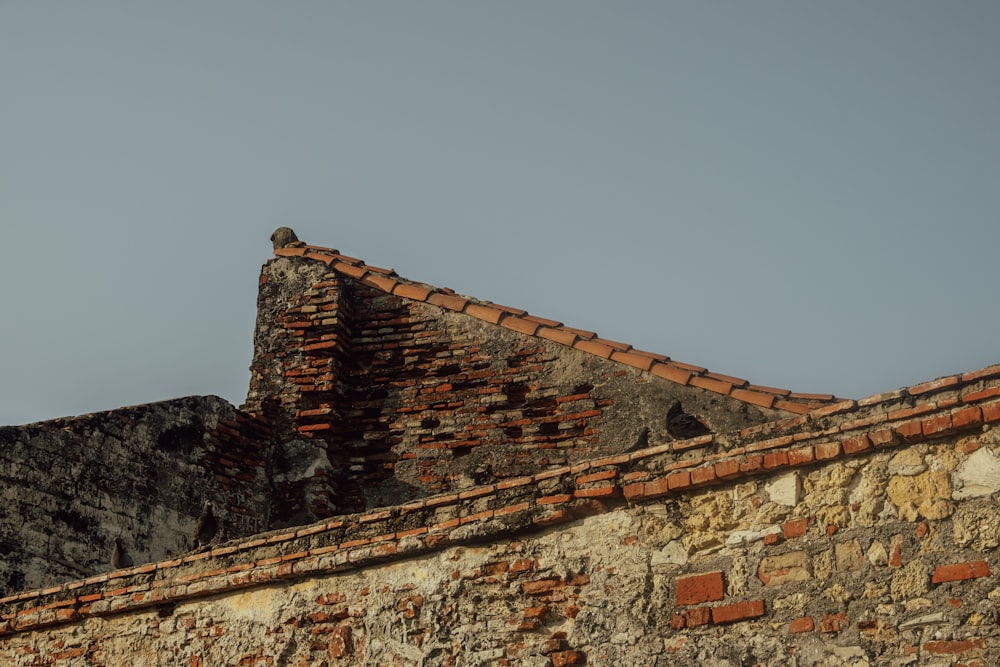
[1,2,998,426]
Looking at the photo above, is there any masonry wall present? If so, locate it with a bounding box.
[244,255,786,522]
[0,396,269,594]
[4,370,999,666]
[0,433,1000,667]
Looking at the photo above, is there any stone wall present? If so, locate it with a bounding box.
[2,365,998,665]
[0,396,269,594]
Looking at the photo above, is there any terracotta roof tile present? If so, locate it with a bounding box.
[669,360,708,374]
[650,363,692,385]
[361,274,399,293]
[522,315,563,328]
[572,339,616,359]
[426,293,469,312]
[392,283,433,301]
[560,326,597,340]
[705,372,748,388]
[464,304,505,324]
[332,262,367,279]
[689,375,733,395]
[610,350,654,372]
[591,337,632,352]
[747,384,791,397]
[536,327,579,346]
[500,317,540,336]
[278,242,841,412]
[730,389,776,409]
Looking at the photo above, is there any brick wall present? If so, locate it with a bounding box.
[244,251,792,522]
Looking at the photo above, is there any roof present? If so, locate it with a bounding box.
[272,240,840,415]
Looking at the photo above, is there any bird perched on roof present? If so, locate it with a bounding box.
[192,501,218,550]
[666,400,711,439]
[271,226,300,249]
[110,537,133,570]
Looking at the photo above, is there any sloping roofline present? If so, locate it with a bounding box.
[272,240,839,415]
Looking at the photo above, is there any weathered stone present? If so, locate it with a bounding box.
[758,551,810,586]
[952,503,1000,551]
[835,539,865,572]
[952,446,1000,499]
[765,472,801,507]
[890,559,930,601]
[886,470,953,521]
[867,540,889,567]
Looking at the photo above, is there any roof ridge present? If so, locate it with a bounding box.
[274,243,839,412]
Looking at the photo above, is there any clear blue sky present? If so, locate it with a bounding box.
[2,2,998,425]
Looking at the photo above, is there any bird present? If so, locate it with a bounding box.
[270,226,299,250]
[192,501,218,550]
[666,400,711,439]
[110,537,133,570]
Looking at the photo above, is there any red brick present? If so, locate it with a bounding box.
[763,533,781,546]
[711,599,765,624]
[869,428,898,447]
[670,613,686,630]
[690,465,717,485]
[685,606,712,627]
[980,400,1000,423]
[932,561,992,584]
[676,571,725,606]
[550,650,584,666]
[740,455,764,473]
[763,451,789,469]
[622,482,646,500]
[909,375,960,395]
[814,442,841,460]
[961,386,1000,403]
[788,616,814,633]
[889,534,903,568]
[952,406,983,430]
[522,578,562,595]
[895,420,923,441]
[818,612,848,634]
[921,414,952,436]
[666,471,692,490]
[642,477,670,498]
[573,485,617,499]
[786,446,814,466]
[842,434,872,455]
[922,638,985,655]
[536,494,572,505]
[576,470,617,485]
[714,459,742,479]
[782,518,808,539]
